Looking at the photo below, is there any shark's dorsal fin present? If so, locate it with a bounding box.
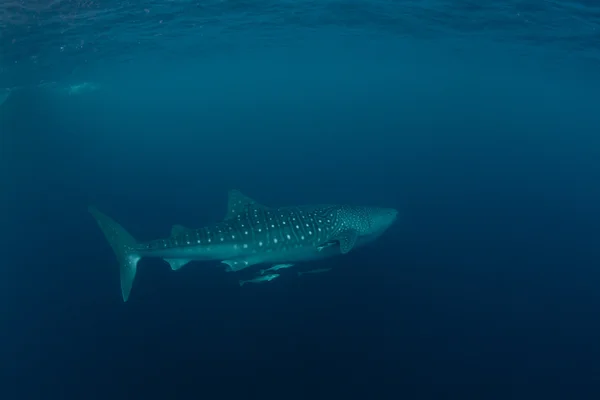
[334,229,358,254]
[225,189,267,220]
[171,224,191,237]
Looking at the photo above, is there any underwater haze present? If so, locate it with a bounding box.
[2,0,600,399]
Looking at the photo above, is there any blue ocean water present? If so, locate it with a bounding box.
[2,0,600,398]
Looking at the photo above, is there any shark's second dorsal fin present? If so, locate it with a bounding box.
[171,224,191,237]
[225,189,267,220]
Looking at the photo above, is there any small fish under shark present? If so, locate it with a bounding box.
[89,189,398,301]
[260,263,295,275]
[239,273,280,287]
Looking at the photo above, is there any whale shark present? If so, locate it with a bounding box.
[89,190,398,301]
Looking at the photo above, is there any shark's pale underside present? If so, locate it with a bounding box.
[89,190,398,301]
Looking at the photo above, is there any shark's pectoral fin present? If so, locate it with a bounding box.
[165,258,193,271]
[222,258,257,272]
[222,259,247,272]
[170,224,191,237]
[225,190,269,220]
[333,229,358,254]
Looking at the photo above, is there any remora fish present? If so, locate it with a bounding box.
[89,189,398,301]
[260,263,294,275]
[239,273,280,287]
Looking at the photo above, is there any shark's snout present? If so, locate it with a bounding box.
[382,208,399,222]
[365,207,398,236]
[390,209,399,227]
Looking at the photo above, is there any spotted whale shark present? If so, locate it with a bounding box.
[89,190,398,301]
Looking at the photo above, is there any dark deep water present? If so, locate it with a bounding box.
[2,1,600,399]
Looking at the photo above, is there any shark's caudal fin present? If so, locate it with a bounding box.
[88,206,140,302]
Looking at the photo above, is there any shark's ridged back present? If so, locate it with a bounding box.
[144,204,342,254]
[218,204,340,252]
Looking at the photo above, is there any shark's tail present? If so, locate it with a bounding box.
[89,206,140,302]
